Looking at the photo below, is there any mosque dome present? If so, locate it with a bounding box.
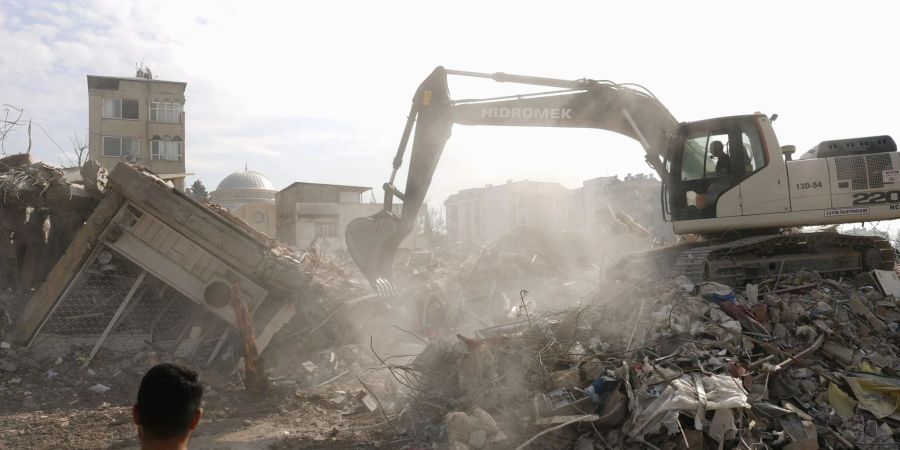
[215,170,275,191]
[210,169,277,209]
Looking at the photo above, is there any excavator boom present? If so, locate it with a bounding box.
[346,66,680,290]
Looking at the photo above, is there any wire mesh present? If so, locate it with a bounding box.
[112,274,203,342]
[41,245,144,336]
[37,244,230,363]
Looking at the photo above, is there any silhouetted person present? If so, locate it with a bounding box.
[711,140,731,175]
[133,363,203,450]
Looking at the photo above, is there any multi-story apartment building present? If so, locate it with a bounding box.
[444,180,575,244]
[87,69,187,189]
[444,174,674,245]
[578,174,674,241]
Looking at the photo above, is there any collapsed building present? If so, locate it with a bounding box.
[1,155,313,369]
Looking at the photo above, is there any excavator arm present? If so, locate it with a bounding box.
[346,66,679,292]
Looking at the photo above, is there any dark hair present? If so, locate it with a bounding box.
[136,363,203,440]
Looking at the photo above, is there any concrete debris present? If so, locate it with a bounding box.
[301,361,318,373]
[0,359,16,372]
[368,263,900,449]
[88,383,110,394]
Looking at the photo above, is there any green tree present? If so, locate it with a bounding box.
[188,179,209,202]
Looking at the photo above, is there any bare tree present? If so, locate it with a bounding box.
[421,202,446,248]
[61,132,89,168]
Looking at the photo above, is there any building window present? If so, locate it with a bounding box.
[102,136,139,158]
[150,102,182,123]
[151,138,183,161]
[315,222,337,238]
[103,98,139,119]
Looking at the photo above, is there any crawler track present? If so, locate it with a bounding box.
[616,232,896,286]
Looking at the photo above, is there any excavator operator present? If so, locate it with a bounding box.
[711,140,731,175]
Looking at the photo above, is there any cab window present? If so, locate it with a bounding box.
[680,132,730,181]
[740,125,767,173]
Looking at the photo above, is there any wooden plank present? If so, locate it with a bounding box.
[11,192,126,345]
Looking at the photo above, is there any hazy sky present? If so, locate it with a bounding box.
[1,0,899,209]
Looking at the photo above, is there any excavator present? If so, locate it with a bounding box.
[346,66,899,292]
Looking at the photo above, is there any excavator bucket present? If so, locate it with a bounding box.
[345,211,402,297]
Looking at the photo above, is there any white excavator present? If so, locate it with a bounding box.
[346,67,898,291]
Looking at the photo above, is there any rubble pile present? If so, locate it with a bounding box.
[0,154,106,293]
[377,270,900,449]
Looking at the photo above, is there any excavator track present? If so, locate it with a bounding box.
[615,232,896,286]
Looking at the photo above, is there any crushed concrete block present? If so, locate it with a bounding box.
[89,383,110,394]
[849,298,887,333]
[468,430,487,449]
[0,341,10,349]
[0,360,16,372]
[773,323,788,340]
[822,341,854,367]
[331,390,347,404]
[301,361,317,373]
[360,393,377,412]
[815,301,833,315]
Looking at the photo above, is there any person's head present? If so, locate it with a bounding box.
[133,363,203,447]
[710,140,725,157]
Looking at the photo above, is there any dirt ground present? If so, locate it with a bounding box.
[0,379,396,449]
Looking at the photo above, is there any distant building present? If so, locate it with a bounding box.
[210,169,277,237]
[87,69,187,189]
[576,174,673,241]
[444,180,576,244]
[275,182,421,252]
[444,174,673,245]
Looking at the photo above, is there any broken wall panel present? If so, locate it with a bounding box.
[12,163,314,360]
[105,203,269,325]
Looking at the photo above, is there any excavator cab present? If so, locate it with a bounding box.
[668,116,769,221]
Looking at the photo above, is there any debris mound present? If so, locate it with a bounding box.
[378,269,900,449]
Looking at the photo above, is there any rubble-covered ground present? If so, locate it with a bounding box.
[5,226,900,449]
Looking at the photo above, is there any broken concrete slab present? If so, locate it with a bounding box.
[10,163,315,365]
